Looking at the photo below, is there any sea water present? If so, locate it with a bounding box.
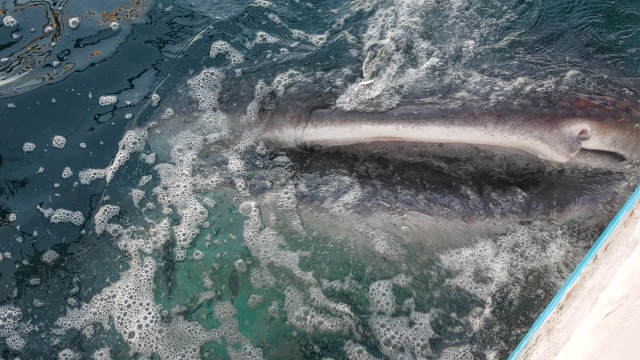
[1,0,640,359]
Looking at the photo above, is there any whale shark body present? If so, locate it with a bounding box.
[242,93,640,251]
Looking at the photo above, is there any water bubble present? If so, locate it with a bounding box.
[151,93,160,107]
[41,249,60,264]
[239,202,253,216]
[3,15,18,27]
[68,17,80,29]
[234,259,247,272]
[22,142,36,153]
[98,95,118,106]
[52,135,67,149]
[62,167,73,179]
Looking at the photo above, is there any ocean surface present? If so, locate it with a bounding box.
[1,0,639,359]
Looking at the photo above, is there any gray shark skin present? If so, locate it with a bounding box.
[258,95,640,169]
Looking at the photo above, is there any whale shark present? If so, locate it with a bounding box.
[232,90,640,253]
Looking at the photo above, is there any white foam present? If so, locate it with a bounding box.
[0,305,25,352]
[52,135,67,149]
[187,68,224,111]
[92,347,112,360]
[58,348,81,360]
[22,142,36,152]
[440,222,581,334]
[55,257,215,359]
[94,205,120,235]
[38,205,84,226]
[151,93,161,107]
[105,129,148,183]
[50,209,84,226]
[344,340,379,360]
[209,40,244,66]
[138,175,152,187]
[98,95,118,106]
[290,29,328,46]
[79,168,106,184]
[62,167,74,179]
[68,17,80,29]
[6,333,25,351]
[130,189,145,208]
[2,15,17,27]
[41,249,60,264]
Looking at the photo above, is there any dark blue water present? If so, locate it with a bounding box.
[1,1,639,359]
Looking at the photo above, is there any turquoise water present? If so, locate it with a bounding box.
[1,0,639,359]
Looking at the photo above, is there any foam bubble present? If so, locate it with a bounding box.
[28,277,42,286]
[187,68,224,111]
[62,167,73,179]
[151,93,161,107]
[439,345,475,360]
[79,168,106,184]
[344,340,379,360]
[101,129,148,183]
[41,249,60,264]
[52,135,67,149]
[140,152,156,164]
[192,249,204,260]
[161,107,174,119]
[92,347,112,360]
[55,254,262,359]
[284,287,352,333]
[139,175,152,186]
[6,333,25,351]
[209,40,244,66]
[94,205,120,235]
[58,348,82,360]
[51,209,83,226]
[98,95,118,106]
[38,206,84,226]
[0,305,25,352]
[234,259,247,272]
[130,189,145,208]
[68,17,80,29]
[245,31,280,49]
[290,29,328,46]
[22,142,36,152]
[247,294,263,308]
[3,15,17,27]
